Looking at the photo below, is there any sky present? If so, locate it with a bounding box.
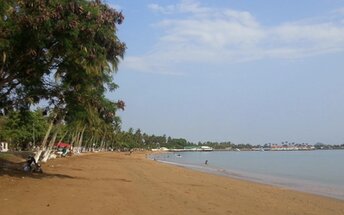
[106,0,344,145]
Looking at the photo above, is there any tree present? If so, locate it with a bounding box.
[1,0,126,160]
[0,110,48,150]
[1,0,125,115]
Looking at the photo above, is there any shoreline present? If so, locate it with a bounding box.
[1,152,343,215]
[152,157,344,201]
[150,151,344,201]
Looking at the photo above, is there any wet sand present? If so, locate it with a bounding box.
[0,152,343,215]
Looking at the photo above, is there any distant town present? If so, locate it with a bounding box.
[152,141,344,152]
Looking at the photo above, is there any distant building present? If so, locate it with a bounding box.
[269,143,314,151]
[199,146,213,151]
[0,142,9,152]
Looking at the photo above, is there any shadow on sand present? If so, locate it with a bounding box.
[0,157,75,179]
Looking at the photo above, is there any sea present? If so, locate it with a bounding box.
[151,150,344,200]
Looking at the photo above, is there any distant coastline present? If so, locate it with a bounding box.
[151,150,344,200]
[151,146,344,152]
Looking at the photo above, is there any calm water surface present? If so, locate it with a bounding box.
[152,150,344,200]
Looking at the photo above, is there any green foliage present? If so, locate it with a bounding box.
[0,110,48,149]
[165,138,188,149]
[113,129,191,150]
[1,0,126,149]
[0,0,125,122]
[198,141,234,150]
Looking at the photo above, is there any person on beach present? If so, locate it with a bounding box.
[62,146,68,157]
[27,155,37,166]
[205,160,208,165]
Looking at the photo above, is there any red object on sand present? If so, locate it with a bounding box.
[55,142,71,148]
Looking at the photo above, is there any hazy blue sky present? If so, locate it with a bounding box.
[107,0,344,145]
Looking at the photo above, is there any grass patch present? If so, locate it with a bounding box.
[0,152,14,159]
[0,152,28,163]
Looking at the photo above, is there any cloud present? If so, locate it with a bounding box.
[108,3,122,10]
[148,4,176,14]
[122,1,344,74]
[149,0,210,15]
[334,7,344,15]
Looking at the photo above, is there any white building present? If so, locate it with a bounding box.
[0,142,9,152]
[200,146,213,151]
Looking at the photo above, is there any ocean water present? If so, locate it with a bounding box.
[151,150,344,200]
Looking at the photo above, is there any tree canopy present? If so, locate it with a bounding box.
[0,110,48,149]
[1,0,125,113]
[0,0,128,156]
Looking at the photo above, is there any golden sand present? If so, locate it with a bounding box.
[0,152,343,215]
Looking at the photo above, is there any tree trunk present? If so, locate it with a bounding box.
[94,137,99,152]
[70,131,80,150]
[99,132,106,151]
[76,126,86,153]
[86,135,94,152]
[57,130,68,145]
[34,120,54,162]
[41,130,58,162]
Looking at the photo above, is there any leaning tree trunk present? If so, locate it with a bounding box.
[76,126,86,153]
[99,133,106,151]
[57,130,68,145]
[86,135,94,152]
[70,131,80,150]
[94,137,100,152]
[68,131,76,146]
[41,130,58,162]
[41,128,68,162]
[34,120,54,162]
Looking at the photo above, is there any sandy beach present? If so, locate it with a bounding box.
[0,152,343,215]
